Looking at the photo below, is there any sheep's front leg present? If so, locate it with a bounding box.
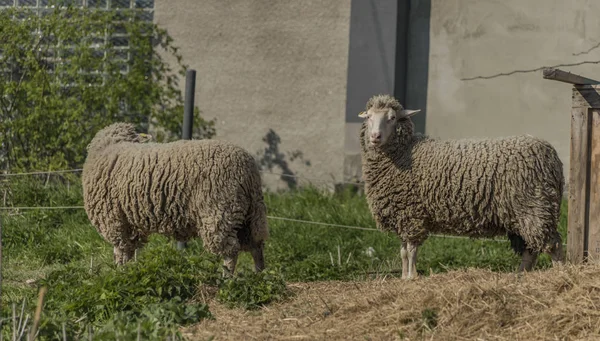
[251,242,265,272]
[406,241,419,279]
[400,241,409,279]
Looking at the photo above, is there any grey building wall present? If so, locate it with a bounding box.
[426,0,600,186]
[154,0,351,190]
[155,0,600,189]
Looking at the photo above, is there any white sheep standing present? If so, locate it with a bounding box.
[82,122,269,276]
[358,94,565,279]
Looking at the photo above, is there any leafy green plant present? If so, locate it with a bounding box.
[0,2,215,172]
[39,239,220,324]
[91,299,212,340]
[1,298,211,341]
[420,308,438,331]
[217,269,290,310]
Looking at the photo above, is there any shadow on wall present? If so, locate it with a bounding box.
[255,129,311,190]
[397,0,431,134]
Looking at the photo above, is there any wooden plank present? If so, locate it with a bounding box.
[573,85,600,108]
[543,68,600,85]
[567,106,590,264]
[588,109,600,262]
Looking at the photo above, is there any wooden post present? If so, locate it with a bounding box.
[589,108,600,262]
[569,92,591,264]
[570,85,600,263]
[544,68,600,264]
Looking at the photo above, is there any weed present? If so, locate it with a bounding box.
[421,308,438,331]
[217,269,290,310]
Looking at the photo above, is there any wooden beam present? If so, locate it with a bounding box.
[567,106,590,264]
[573,85,600,108]
[543,68,600,85]
[588,109,600,262]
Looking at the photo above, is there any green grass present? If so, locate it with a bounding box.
[0,176,568,340]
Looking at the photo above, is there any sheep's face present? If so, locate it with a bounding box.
[359,107,421,148]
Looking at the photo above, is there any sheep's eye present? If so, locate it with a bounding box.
[388,116,395,121]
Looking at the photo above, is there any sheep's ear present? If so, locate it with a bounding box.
[138,133,153,142]
[399,109,421,118]
[358,111,368,118]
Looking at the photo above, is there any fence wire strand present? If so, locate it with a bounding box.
[0,204,523,244]
[0,169,83,177]
[0,168,365,186]
[0,169,569,246]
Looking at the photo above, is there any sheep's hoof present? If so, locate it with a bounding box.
[401,273,419,280]
[222,268,235,278]
[221,263,236,278]
[176,241,187,250]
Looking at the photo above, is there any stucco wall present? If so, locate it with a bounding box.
[154,0,351,190]
[427,0,600,185]
[155,0,600,189]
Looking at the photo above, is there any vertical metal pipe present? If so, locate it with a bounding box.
[177,69,196,251]
[182,69,196,140]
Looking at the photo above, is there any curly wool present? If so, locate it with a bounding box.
[82,122,269,262]
[359,96,564,255]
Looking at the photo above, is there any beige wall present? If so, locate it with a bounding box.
[154,0,351,190]
[155,0,600,190]
[427,0,600,185]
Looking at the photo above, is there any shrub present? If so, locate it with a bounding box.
[0,2,215,172]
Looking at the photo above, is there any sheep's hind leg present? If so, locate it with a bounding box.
[400,241,409,279]
[113,245,136,265]
[518,249,539,272]
[406,241,419,279]
[223,252,239,277]
[544,230,565,268]
[549,241,565,267]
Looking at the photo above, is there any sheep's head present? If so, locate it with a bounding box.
[359,94,420,148]
[86,122,153,154]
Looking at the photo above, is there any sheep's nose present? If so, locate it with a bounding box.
[371,132,381,141]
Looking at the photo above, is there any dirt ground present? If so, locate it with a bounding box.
[183,263,600,341]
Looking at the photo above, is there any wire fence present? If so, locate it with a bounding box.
[0,169,83,177]
[0,203,519,244]
[0,167,365,187]
[0,167,568,246]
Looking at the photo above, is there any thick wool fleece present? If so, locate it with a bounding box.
[359,100,564,255]
[82,123,268,263]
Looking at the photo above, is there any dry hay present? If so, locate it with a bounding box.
[183,262,600,341]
